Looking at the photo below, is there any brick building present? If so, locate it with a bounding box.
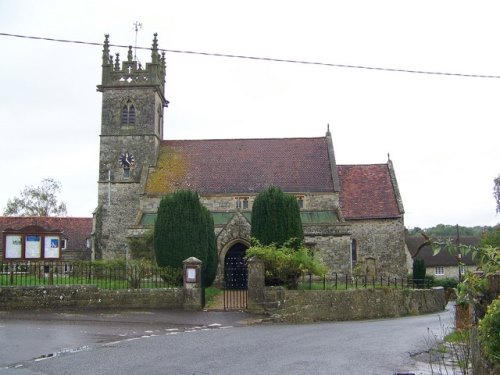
[92,34,408,282]
[1,216,92,261]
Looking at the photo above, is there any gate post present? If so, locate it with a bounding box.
[182,257,203,311]
[247,256,265,313]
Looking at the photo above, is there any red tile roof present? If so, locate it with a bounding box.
[0,217,92,252]
[153,137,335,194]
[338,164,402,220]
[147,138,402,220]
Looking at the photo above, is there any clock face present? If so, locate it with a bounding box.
[119,152,135,169]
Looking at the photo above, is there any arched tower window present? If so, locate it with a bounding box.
[121,100,135,126]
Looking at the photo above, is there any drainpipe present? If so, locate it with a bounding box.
[108,169,111,206]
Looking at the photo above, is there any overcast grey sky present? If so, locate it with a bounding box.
[1,0,499,229]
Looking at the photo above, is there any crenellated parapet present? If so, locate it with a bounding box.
[97,33,166,96]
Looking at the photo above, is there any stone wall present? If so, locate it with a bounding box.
[305,225,352,277]
[246,257,442,323]
[0,285,185,311]
[348,218,408,278]
[252,287,446,323]
[0,258,205,312]
[199,192,338,212]
[303,218,407,279]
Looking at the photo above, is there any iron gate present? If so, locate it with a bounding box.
[223,250,248,310]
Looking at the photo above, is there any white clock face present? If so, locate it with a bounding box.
[119,152,135,169]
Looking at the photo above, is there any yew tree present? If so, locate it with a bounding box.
[154,190,217,286]
[250,186,304,247]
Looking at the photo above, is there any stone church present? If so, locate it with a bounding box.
[92,34,408,282]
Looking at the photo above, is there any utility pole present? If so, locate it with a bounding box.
[456,224,462,282]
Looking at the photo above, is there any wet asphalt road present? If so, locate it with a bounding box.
[0,309,257,369]
[0,307,455,374]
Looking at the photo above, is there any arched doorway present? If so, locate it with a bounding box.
[224,242,248,289]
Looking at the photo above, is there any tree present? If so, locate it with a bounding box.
[408,225,491,237]
[250,186,304,248]
[478,225,500,249]
[154,190,217,286]
[412,258,426,287]
[494,174,500,214]
[4,178,67,216]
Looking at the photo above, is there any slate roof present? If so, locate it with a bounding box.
[148,137,334,194]
[406,235,479,266]
[0,216,92,252]
[337,164,402,220]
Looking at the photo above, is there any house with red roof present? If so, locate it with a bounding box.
[0,216,92,262]
[92,35,407,282]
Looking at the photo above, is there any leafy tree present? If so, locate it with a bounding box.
[250,186,303,248]
[478,225,500,249]
[407,225,492,237]
[154,190,217,286]
[4,178,67,216]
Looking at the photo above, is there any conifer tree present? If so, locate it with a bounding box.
[412,258,426,287]
[251,186,304,247]
[154,190,217,285]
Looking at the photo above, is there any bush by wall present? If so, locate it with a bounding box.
[479,296,500,367]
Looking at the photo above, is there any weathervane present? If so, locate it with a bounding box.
[133,21,142,61]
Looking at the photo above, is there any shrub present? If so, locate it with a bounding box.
[154,190,217,286]
[246,239,327,289]
[455,271,488,306]
[128,229,155,261]
[479,297,500,365]
[433,277,458,290]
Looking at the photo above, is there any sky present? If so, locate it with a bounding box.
[0,0,499,229]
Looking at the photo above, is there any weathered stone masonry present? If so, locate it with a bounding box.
[92,34,409,283]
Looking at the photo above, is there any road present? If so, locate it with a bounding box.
[0,307,455,375]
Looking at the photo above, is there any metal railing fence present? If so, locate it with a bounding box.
[299,273,434,290]
[0,261,183,289]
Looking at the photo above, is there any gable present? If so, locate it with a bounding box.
[338,164,401,220]
[146,137,335,195]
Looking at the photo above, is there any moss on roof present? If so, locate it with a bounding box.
[145,146,188,194]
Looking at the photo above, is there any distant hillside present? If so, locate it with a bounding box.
[407,224,494,237]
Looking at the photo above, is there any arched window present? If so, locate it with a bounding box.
[351,239,357,265]
[121,100,135,126]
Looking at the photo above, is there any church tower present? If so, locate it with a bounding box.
[93,34,168,259]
